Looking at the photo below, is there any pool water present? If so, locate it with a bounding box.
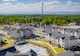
[21,47,42,54]
[34,50,42,54]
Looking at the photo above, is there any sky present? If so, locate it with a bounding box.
[0,0,80,14]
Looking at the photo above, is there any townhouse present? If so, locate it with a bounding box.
[50,31,78,49]
[57,50,80,56]
[7,28,34,39]
[60,28,80,39]
[42,25,79,49]
[43,25,80,39]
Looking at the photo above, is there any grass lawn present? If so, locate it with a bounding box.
[39,38,46,42]
[0,26,4,29]
[3,43,14,48]
[54,47,67,54]
[39,38,67,54]
[0,45,2,48]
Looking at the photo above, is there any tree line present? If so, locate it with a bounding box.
[0,15,80,25]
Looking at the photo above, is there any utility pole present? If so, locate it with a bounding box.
[40,2,44,34]
[42,2,44,20]
[40,2,44,27]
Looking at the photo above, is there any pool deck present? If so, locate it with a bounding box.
[15,43,49,56]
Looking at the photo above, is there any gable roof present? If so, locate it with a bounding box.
[19,23,30,28]
[51,31,76,41]
[43,25,53,34]
[8,28,21,38]
[8,28,33,38]
[61,28,80,33]
[20,28,33,33]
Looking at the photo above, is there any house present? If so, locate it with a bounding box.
[68,22,77,26]
[42,25,80,39]
[69,45,80,51]
[8,28,33,39]
[60,28,80,39]
[42,25,53,34]
[42,25,61,34]
[47,31,78,49]
[33,22,40,28]
[0,27,11,34]
[19,28,33,38]
[2,27,11,32]
[52,26,61,32]
[8,28,21,38]
[57,50,80,56]
[19,23,30,28]
[42,25,79,48]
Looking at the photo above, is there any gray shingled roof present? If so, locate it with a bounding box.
[74,54,80,56]
[19,23,30,28]
[61,28,80,33]
[8,28,33,38]
[8,28,21,38]
[2,27,11,32]
[57,51,80,56]
[43,25,53,34]
[19,28,33,37]
[51,31,76,41]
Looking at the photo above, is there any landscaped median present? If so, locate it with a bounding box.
[27,39,67,56]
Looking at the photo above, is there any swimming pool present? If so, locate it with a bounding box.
[22,48,31,52]
[16,44,48,55]
[21,47,43,54]
[34,50,42,54]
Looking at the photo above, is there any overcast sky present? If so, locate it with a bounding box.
[0,0,80,14]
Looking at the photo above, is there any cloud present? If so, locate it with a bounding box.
[2,0,17,2]
[0,0,80,14]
